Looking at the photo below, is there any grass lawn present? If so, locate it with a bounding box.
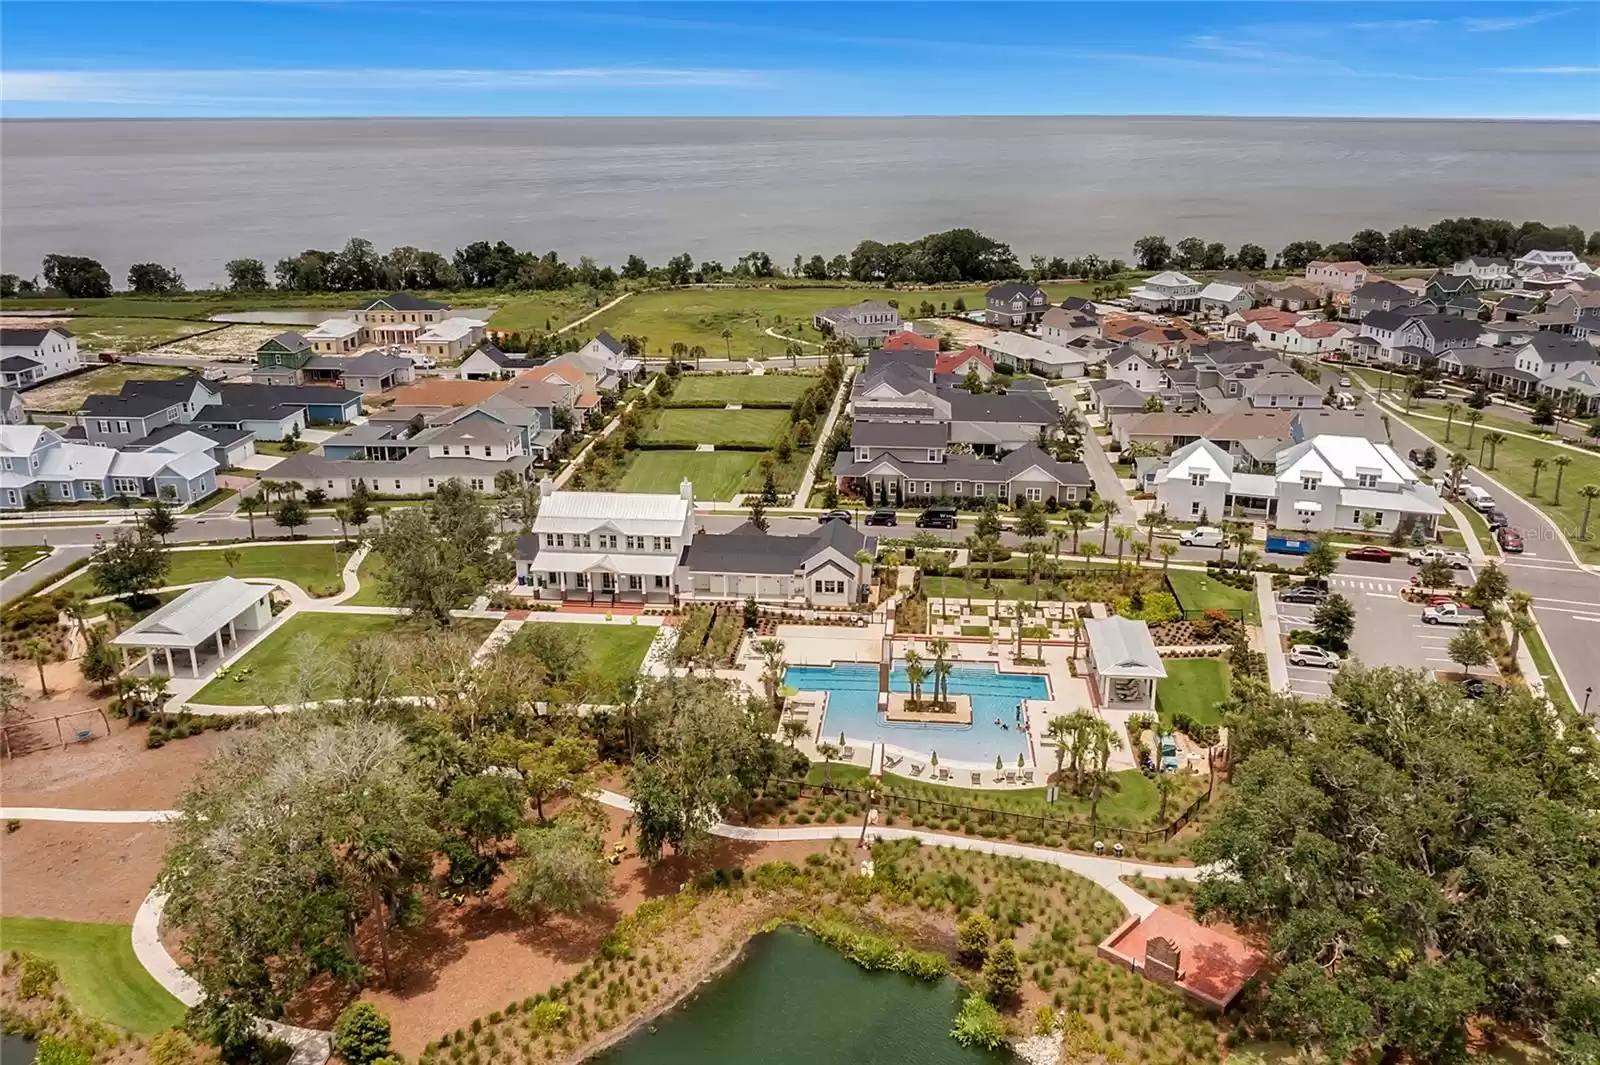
[506,620,657,685]
[614,450,762,501]
[1155,658,1231,727]
[1,544,50,579]
[642,408,789,448]
[1165,569,1260,624]
[960,624,992,637]
[0,916,185,1034]
[18,363,189,412]
[1454,501,1500,557]
[923,575,1035,602]
[62,542,350,599]
[806,763,1191,829]
[1393,411,1600,564]
[192,613,496,705]
[484,289,613,335]
[69,318,222,353]
[666,373,816,406]
[343,551,389,606]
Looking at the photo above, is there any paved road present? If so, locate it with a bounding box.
[1322,364,1600,712]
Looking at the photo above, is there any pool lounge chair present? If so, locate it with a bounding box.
[841,746,855,761]
[937,766,951,781]
[1021,770,1034,785]
[910,762,925,777]
[971,771,982,785]
[1004,770,1017,784]
[884,754,902,770]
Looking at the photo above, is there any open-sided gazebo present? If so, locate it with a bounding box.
[1082,616,1167,712]
[111,577,275,678]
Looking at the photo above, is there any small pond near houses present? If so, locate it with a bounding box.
[588,926,1004,1064]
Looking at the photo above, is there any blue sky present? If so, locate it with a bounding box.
[3,2,1597,118]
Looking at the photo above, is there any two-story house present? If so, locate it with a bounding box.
[0,328,82,391]
[1305,260,1370,294]
[1351,307,1434,364]
[515,479,695,603]
[1129,271,1202,313]
[1390,314,1484,367]
[1547,291,1600,340]
[833,434,1091,509]
[1036,306,1100,347]
[550,331,639,392]
[0,424,218,510]
[1196,281,1251,320]
[1,388,26,426]
[1513,249,1584,278]
[984,283,1049,327]
[1106,346,1168,392]
[253,332,316,379]
[1448,256,1513,289]
[1508,334,1600,396]
[1100,318,1204,361]
[458,344,549,380]
[1349,279,1417,321]
[814,301,903,348]
[353,293,452,343]
[681,518,875,607]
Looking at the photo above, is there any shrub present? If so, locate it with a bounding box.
[984,938,1023,1005]
[956,912,993,966]
[148,1030,197,1065]
[17,952,58,998]
[950,993,1008,1050]
[36,1036,92,1065]
[333,1002,392,1065]
[529,1000,568,1033]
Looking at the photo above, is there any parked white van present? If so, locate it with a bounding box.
[1178,525,1227,548]
[1459,485,1496,512]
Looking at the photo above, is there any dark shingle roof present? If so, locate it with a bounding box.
[219,383,361,408]
[987,282,1046,303]
[81,392,182,418]
[1353,280,1413,301]
[850,420,949,448]
[0,327,73,345]
[360,292,447,312]
[1,355,42,371]
[262,331,312,351]
[1427,272,1480,294]
[683,522,871,576]
[944,390,1058,423]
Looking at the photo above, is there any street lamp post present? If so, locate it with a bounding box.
[1585,686,1593,715]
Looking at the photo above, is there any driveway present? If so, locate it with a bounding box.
[1054,385,1134,515]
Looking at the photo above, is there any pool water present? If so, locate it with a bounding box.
[786,662,1049,767]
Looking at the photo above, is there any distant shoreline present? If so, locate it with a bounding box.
[5,114,1597,123]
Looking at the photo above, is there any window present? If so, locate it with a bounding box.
[97,420,109,433]
[1191,501,1201,516]
[546,571,559,586]
[600,534,617,549]
[952,482,964,495]
[547,533,565,548]
[654,575,669,589]
[625,535,640,550]
[1300,475,1321,491]
[627,575,642,591]
[814,579,844,595]
[926,449,940,462]
[923,481,933,495]
[58,482,72,498]
[427,478,436,489]
[113,477,141,494]
[855,447,870,462]
[1189,473,1207,488]
[393,480,402,490]
[1024,486,1043,501]
[1357,472,1379,489]
[653,536,666,551]
[973,483,984,497]
[470,478,485,491]
[116,420,129,434]
[4,490,16,506]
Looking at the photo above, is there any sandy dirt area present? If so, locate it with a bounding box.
[0,820,173,922]
[930,317,998,348]
[159,324,282,359]
[16,363,188,411]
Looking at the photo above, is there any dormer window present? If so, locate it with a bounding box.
[1189,472,1207,488]
[1357,472,1379,489]
[855,447,870,462]
[1300,474,1321,491]
[926,449,940,463]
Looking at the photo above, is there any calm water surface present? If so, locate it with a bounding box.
[588,927,1001,1065]
[4,117,1596,285]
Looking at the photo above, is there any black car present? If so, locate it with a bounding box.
[864,509,897,527]
[818,509,852,525]
[1461,677,1488,700]
[1279,585,1327,605]
[1486,509,1509,530]
[915,506,959,529]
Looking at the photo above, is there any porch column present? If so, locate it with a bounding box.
[216,628,226,657]
[163,647,174,677]
[228,619,237,645]
[189,647,199,678]
[120,646,130,675]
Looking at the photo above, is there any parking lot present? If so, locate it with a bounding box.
[1275,566,1474,700]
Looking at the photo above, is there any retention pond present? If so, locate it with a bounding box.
[588,926,1003,1064]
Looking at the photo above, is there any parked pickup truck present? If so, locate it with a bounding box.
[1421,602,1484,625]
[1407,548,1471,570]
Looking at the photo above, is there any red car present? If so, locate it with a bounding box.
[1345,546,1394,562]
[1498,527,1525,553]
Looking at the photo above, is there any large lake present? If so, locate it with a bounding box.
[3,117,1596,286]
[588,927,1002,1065]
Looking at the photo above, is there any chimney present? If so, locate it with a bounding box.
[679,478,694,502]
[538,476,554,499]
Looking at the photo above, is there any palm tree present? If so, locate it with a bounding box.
[756,637,788,708]
[1050,528,1068,562]
[1442,402,1461,442]
[1509,613,1536,665]
[1230,524,1252,566]
[1112,524,1133,567]
[104,601,134,635]
[1064,509,1089,552]
[1080,542,1101,570]
[1088,719,1124,835]
[1045,715,1077,784]
[1099,499,1120,552]
[1553,455,1573,505]
[720,327,734,359]
[1448,452,1470,496]
[1530,457,1548,498]
[927,637,952,706]
[1580,485,1600,539]
[781,719,807,747]
[334,505,351,543]
[240,495,259,539]
[817,742,840,788]
[1239,548,1260,573]
[906,659,927,707]
[1154,771,1177,824]
[1158,542,1178,574]
[23,638,51,696]
[1464,410,1483,450]
[1139,509,1166,549]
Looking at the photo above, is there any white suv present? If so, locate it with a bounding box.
[1288,645,1341,668]
[1179,526,1227,548]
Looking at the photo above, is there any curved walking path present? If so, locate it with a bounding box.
[556,292,631,334]
[791,366,855,508]
[764,325,823,348]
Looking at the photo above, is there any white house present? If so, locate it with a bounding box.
[680,519,875,607]
[1514,249,1584,277]
[1150,433,1444,536]
[1129,271,1202,313]
[515,479,695,603]
[551,331,640,392]
[1305,260,1370,294]
[1277,321,1356,357]
[1511,334,1600,381]
[416,318,489,362]
[1197,282,1251,320]
[977,332,1086,378]
[1105,346,1167,392]
[1448,256,1513,289]
[0,328,82,390]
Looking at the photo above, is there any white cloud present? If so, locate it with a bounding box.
[1493,65,1600,74]
[1462,9,1571,31]
[1,66,764,105]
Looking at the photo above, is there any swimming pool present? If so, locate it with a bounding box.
[785,662,1050,767]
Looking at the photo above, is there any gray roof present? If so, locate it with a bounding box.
[265,331,312,351]
[944,389,1058,424]
[1353,279,1413,301]
[850,420,949,448]
[1083,616,1166,679]
[1408,316,1484,344]
[131,422,254,450]
[1442,346,1514,370]
[1427,272,1479,293]
[1520,333,1600,364]
[2,355,44,371]
[476,344,547,370]
[111,578,272,650]
[682,520,872,576]
[193,402,301,425]
[0,327,73,345]
[82,391,182,418]
[361,292,447,311]
[220,383,362,408]
[1498,296,1539,315]
[1088,379,1150,408]
[987,282,1046,303]
[1363,307,1432,331]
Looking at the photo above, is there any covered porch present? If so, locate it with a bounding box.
[110,577,275,679]
[524,552,677,605]
[1083,616,1167,713]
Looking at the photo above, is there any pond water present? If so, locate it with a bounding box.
[1,1034,38,1065]
[588,927,1002,1065]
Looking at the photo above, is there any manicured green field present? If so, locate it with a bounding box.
[507,620,658,685]
[1,545,50,579]
[343,551,390,606]
[614,450,763,500]
[1155,658,1231,727]
[1,290,471,318]
[61,542,350,600]
[0,916,186,1034]
[483,290,610,334]
[667,373,817,406]
[642,408,789,448]
[191,612,495,705]
[1165,569,1260,624]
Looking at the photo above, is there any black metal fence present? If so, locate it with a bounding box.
[773,772,1214,845]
